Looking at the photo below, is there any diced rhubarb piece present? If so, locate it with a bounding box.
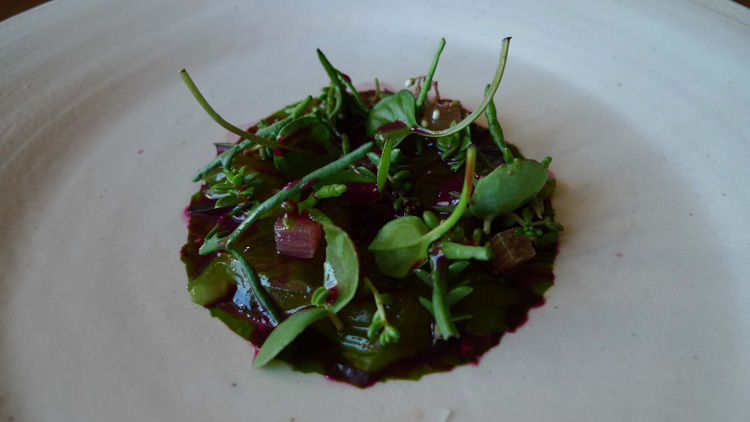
[274,214,321,259]
[489,229,536,273]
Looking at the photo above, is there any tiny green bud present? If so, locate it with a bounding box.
[384,325,401,343]
[451,226,465,242]
[367,152,381,165]
[393,197,404,212]
[341,133,351,154]
[368,319,384,338]
[413,269,431,286]
[393,170,411,181]
[423,211,439,229]
[390,148,403,164]
[472,228,482,244]
[357,166,376,180]
[405,78,416,87]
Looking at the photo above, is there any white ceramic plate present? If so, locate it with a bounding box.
[1,0,749,420]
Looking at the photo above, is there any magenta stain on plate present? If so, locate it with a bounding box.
[137,149,144,154]
[616,253,623,258]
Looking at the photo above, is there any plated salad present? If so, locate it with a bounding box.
[180,37,562,387]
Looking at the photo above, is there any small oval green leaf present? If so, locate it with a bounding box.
[253,307,328,368]
[470,160,549,219]
[367,216,430,279]
[322,223,360,313]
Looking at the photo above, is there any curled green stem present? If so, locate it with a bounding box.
[179,70,304,153]
[424,146,476,244]
[416,37,510,139]
[484,84,507,151]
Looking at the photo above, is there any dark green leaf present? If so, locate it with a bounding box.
[215,196,241,209]
[322,223,360,313]
[447,286,473,306]
[366,90,418,146]
[470,159,549,220]
[368,216,431,279]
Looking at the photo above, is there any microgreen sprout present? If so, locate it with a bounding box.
[364,278,401,345]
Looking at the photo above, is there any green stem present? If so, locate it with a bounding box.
[424,147,476,244]
[200,142,374,255]
[430,254,459,339]
[338,71,369,115]
[484,84,507,151]
[416,37,510,139]
[416,38,446,110]
[227,246,281,325]
[364,277,388,323]
[179,70,302,153]
[506,211,525,226]
[483,218,492,234]
[439,242,493,260]
[325,305,344,331]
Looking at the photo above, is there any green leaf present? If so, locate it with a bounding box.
[253,307,328,368]
[316,184,347,199]
[366,90,418,146]
[321,223,360,313]
[447,286,473,306]
[273,116,338,180]
[214,195,241,209]
[470,160,549,220]
[368,216,431,279]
